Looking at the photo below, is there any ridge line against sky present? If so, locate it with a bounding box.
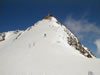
[64,15,100,57]
[0,0,100,57]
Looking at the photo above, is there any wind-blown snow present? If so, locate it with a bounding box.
[0,15,100,75]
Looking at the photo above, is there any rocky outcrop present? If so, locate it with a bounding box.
[64,27,95,58]
[0,33,5,41]
[43,14,54,20]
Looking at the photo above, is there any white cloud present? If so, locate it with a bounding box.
[64,16,100,57]
[95,39,100,56]
[64,16,100,39]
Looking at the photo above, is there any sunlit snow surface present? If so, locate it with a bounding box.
[0,16,100,75]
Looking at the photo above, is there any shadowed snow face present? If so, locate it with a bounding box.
[95,39,100,56]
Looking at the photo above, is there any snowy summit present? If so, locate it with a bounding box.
[0,14,100,75]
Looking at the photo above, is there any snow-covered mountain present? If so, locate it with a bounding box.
[0,14,100,75]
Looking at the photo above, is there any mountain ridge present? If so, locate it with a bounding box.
[0,14,95,58]
[0,14,100,75]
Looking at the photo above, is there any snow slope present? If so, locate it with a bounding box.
[0,14,100,75]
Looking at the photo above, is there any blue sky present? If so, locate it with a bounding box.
[0,0,100,57]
